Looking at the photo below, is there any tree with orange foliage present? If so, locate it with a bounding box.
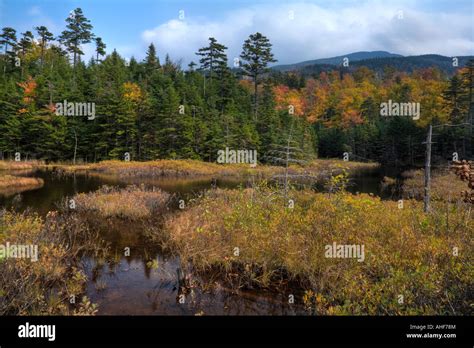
[17,76,37,107]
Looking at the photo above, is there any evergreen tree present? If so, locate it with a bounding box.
[157,85,180,158]
[95,37,106,62]
[240,32,277,120]
[196,37,228,85]
[144,43,160,72]
[0,27,17,54]
[18,31,34,56]
[258,83,280,156]
[59,8,94,67]
[35,26,54,68]
[188,61,197,71]
[443,74,468,123]
[0,27,17,74]
[4,10,464,167]
[461,59,474,126]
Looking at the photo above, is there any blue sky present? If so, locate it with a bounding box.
[1,0,473,65]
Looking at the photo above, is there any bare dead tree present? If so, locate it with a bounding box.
[262,121,322,202]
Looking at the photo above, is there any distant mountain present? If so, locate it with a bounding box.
[272,52,474,76]
[272,51,403,71]
[349,54,473,74]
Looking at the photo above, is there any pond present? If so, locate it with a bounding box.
[0,167,397,315]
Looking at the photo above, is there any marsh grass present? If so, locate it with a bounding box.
[71,185,170,219]
[0,161,41,171]
[0,210,106,315]
[402,169,465,202]
[61,159,263,177]
[56,159,379,179]
[164,186,473,315]
[0,175,44,197]
[305,159,379,174]
[0,175,44,189]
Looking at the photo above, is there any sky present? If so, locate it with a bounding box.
[0,0,473,66]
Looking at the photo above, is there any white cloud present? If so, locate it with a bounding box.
[141,1,473,66]
[81,43,97,62]
[25,6,60,35]
[28,6,41,17]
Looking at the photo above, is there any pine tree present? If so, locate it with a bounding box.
[18,31,34,56]
[240,32,277,121]
[0,27,17,75]
[59,8,94,67]
[35,26,54,68]
[95,37,106,62]
[0,27,17,54]
[188,61,197,71]
[196,37,228,85]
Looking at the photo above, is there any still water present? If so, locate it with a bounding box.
[0,167,391,315]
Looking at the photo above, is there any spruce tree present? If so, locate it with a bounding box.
[443,74,468,123]
[144,43,160,71]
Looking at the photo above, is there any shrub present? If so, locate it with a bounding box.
[0,210,104,315]
[165,187,473,315]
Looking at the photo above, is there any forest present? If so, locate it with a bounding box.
[0,6,473,318]
[0,7,472,166]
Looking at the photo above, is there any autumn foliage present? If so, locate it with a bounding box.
[274,67,450,128]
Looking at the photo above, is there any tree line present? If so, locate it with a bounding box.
[271,63,474,166]
[0,8,314,163]
[0,7,472,167]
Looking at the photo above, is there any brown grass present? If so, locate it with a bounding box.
[73,185,170,219]
[305,159,379,173]
[0,161,43,171]
[57,158,379,179]
[402,169,465,202]
[0,175,44,196]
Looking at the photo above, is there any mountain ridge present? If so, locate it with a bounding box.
[272,51,403,71]
[272,52,474,76]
